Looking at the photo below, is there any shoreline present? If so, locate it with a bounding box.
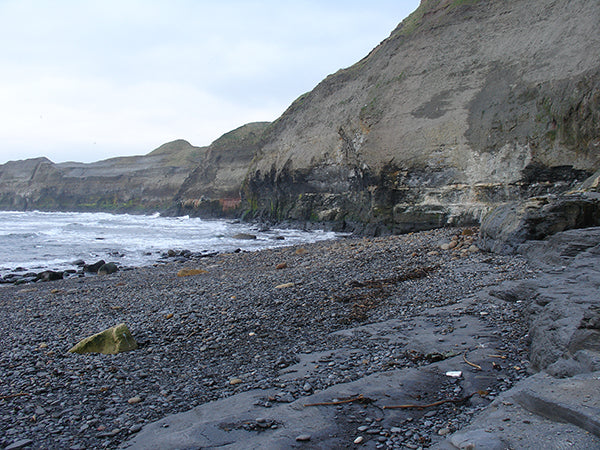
[0,210,345,284]
[0,226,542,449]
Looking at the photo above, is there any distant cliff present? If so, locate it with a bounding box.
[241,0,600,233]
[0,140,204,213]
[0,123,269,216]
[1,0,598,233]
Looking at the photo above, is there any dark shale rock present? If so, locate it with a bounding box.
[83,260,106,273]
[479,193,600,254]
[36,270,64,282]
[97,262,119,275]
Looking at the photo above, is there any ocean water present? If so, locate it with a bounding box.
[0,211,340,276]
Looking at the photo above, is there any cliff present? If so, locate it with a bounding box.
[0,123,270,215]
[0,140,205,212]
[241,0,600,233]
[1,0,598,230]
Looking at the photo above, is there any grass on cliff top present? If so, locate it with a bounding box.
[210,122,271,151]
[392,0,481,38]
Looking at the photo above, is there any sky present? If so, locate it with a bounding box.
[0,0,419,164]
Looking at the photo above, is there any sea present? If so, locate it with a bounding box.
[0,211,341,277]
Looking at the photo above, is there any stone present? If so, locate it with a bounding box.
[295,434,311,442]
[127,396,143,404]
[37,270,64,282]
[97,262,119,275]
[129,424,143,434]
[275,282,294,289]
[276,262,288,270]
[83,260,106,273]
[232,233,256,240]
[5,439,34,450]
[68,323,138,355]
[354,436,365,444]
[229,378,243,385]
[177,268,208,277]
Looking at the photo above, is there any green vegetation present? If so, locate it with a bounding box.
[451,0,480,7]
[393,0,481,38]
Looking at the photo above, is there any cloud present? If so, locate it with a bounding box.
[0,0,419,163]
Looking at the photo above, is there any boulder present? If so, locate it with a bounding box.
[83,260,106,273]
[68,323,138,355]
[97,262,119,275]
[36,270,64,282]
[177,268,208,277]
[232,233,257,240]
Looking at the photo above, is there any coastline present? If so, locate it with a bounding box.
[0,226,541,449]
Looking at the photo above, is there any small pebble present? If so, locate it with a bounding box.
[127,396,143,404]
[295,434,311,442]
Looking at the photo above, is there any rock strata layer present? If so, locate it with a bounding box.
[1,1,598,231]
[240,0,600,231]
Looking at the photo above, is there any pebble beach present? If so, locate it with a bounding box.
[0,227,536,449]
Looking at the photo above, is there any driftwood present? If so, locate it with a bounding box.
[383,391,486,410]
[0,392,31,400]
[304,394,372,407]
[463,351,482,370]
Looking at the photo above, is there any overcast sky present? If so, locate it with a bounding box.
[0,0,419,164]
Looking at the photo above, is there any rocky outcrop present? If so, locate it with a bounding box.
[241,0,600,232]
[479,169,600,253]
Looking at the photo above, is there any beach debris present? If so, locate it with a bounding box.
[383,392,482,410]
[275,282,294,289]
[0,392,31,400]
[463,352,482,370]
[304,394,371,407]
[445,371,462,378]
[68,323,138,355]
[177,268,208,277]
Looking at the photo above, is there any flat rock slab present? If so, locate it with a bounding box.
[120,295,517,449]
[434,371,600,449]
[120,350,504,450]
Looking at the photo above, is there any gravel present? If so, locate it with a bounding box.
[0,227,536,449]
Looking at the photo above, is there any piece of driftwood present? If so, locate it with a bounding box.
[304,394,371,407]
[463,351,482,370]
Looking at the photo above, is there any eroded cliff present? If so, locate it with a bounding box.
[1,0,598,230]
[0,140,205,212]
[241,0,600,232]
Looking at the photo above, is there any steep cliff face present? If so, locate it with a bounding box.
[175,122,270,217]
[0,140,206,212]
[242,0,600,233]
